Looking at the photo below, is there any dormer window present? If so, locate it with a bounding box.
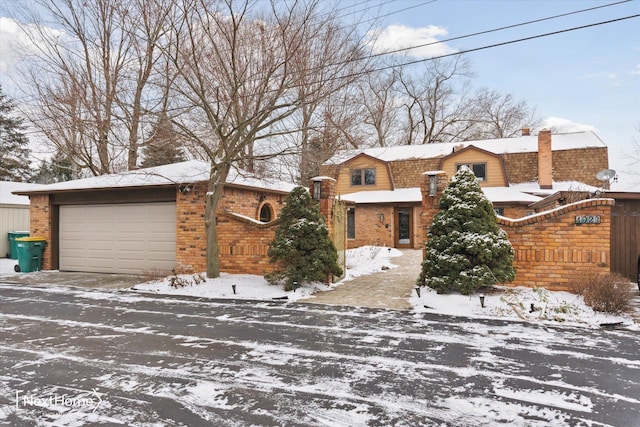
[351,168,376,186]
[456,163,486,182]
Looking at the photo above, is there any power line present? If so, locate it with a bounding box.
[6,3,640,137]
[364,0,632,59]
[385,13,640,71]
[13,11,640,135]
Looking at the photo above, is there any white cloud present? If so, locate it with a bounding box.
[367,24,456,59]
[632,64,640,76]
[540,117,596,133]
[0,16,64,75]
[0,17,27,72]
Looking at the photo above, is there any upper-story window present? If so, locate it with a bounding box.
[351,168,376,186]
[456,163,486,182]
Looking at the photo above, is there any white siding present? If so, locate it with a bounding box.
[0,205,30,258]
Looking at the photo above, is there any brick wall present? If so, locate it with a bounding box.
[347,205,394,249]
[420,174,614,291]
[498,205,532,219]
[175,182,207,274]
[28,194,53,270]
[217,211,280,275]
[176,182,288,275]
[499,199,613,291]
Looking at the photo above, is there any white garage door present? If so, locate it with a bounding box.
[60,203,176,274]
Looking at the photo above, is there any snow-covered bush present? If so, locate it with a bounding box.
[266,186,343,290]
[417,166,515,295]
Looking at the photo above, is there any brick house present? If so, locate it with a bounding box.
[14,160,295,276]
[320,129,609,251]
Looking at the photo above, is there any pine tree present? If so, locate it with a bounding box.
[141,114,185,168]
[417,167,515,295]
[33,150,77,184]
[0,85,32,182]
[267,186,343,290]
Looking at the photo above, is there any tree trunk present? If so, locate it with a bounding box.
[205,163,230,278]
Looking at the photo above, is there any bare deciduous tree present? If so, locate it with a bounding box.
[465,88,540,140]
[168,0,365,277]
[396,57,475,144]
[292,20,367,182]
[16,0,170,175]
[358,69,400,147]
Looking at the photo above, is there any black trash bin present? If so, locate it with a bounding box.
[14,237,46,273]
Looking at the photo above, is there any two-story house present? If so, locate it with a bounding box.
[320,129,609,250]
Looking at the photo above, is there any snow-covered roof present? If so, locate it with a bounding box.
[341,188,422,204]
[325,131,606,165]
[13,160,296,195]
[339,182,602,205]
[481,187,542,204]
[510,181,600,197]
[1,182,46,205]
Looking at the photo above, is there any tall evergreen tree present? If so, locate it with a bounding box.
[267,186,343,290]
[0,85,32,182]
[417,167,515,295]
[33,150,76,184]
[141,113,186,168]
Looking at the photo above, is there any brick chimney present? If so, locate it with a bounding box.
[522,127,530,136]
[538,129,552,189]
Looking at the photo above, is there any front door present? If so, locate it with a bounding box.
[395,208,413,248]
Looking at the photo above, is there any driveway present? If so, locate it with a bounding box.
[302,249,422,310]
[0,258,149,289]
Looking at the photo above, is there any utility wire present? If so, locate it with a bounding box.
[13,11,640,135]
[7,5,640,135]
[364,0,632,59]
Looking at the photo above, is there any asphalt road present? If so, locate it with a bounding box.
[1,283,639,426]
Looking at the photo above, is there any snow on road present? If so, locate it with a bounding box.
[0,283,639,425]
[1,248,640,425]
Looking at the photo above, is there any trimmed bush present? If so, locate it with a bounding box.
[572,271,633,314]
[266,186,342,290]
[417,166,515,295]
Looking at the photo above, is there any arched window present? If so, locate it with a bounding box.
[259,203,273,222]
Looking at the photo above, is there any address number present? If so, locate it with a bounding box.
[575,215,601,224]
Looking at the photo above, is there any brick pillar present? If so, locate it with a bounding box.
[175,182,207,274]
[29,194,54,270]
[310,177,338,284]
[420,171,448,257]
[309,177,337,237]
[538,129,553,190]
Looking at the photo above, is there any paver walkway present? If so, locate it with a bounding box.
[300,249,422,310]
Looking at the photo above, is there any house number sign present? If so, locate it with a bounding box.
[575,215,601,225]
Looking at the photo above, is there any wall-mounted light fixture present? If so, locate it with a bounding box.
[313,181,322,201]
[379,213,384,223]
[429,175,437,196]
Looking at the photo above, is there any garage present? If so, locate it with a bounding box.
[59,202,176,274]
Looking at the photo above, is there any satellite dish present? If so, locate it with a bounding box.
[596,169,616,182]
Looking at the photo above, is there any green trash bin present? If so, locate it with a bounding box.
[7,231,30,259]
[14,237,46,273]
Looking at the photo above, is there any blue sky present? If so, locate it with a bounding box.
[0,0,638,188]
[361,0,640,188]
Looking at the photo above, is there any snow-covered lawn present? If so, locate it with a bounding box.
[1,247,637,329]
